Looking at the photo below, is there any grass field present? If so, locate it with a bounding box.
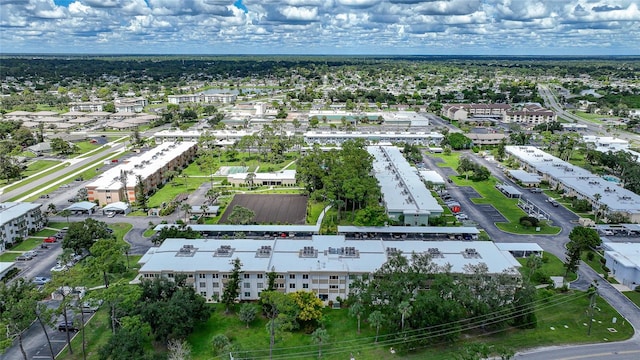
[34,228,58,237]
[0,252,20,261]
[622,291,640,307]
[9,238,44,252]
[307,200,326,225]
[517,252,578,283]
[572,111,605,124]
[1,161,69,192]
[147,177,210,208]
[185,289,631,360]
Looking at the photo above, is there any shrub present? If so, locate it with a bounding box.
[519,216,539,228]
[586,251,595,261]
[531,271,551,284]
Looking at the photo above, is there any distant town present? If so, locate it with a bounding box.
[1,56,640,360]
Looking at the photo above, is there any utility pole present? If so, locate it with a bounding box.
[587,282,598,335]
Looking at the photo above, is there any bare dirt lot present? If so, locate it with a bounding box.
[220,194,308,224]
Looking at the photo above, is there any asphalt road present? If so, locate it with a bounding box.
[538,84,640,144]
[0,142,126,202]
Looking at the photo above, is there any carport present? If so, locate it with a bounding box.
[103,201,131,215]
[65,201,98,215]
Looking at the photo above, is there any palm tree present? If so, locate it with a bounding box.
[47,203,57,215]
[181,203,191,222]
[593,193,602,222]
[311,328,329,358]
[58,209,71,224]
[245,172,256,190]
[368,310,385,343]
[348,301,364,334]
[398,301,412,332]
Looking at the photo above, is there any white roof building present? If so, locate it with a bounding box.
[369,146,443,225]
[603,242,640,289]
[506,146,640,222]
[138,236,521,302]
[304,131,444,146]
[0,202,44,251]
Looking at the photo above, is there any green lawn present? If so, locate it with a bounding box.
[307,200,326,225]
[9,238,43,252]
[622,291,640,307]
[0,252,20,261]
[518,252,578,284]
[573,111,605,124]
[147,177,210,208]
[23,160,62,176]
[74,141,101,155]
[1,161,69,192]
[182,151,300,176]
[33,228,58,237]
[46,222,69,229]
[187,290,632,360]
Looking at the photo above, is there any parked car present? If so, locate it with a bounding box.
[43,237,57,243]
[456,214,469,220]
[16,254,33,261]
[24,250,37,257]
[57,321,77,332]
[81,300,104,313]
[51,265,68,272]
[33,277,51,285]
[530,188,543,193]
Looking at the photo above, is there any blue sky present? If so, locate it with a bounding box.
[1,0,639,55]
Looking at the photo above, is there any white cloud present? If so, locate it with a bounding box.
[0,0,637,54]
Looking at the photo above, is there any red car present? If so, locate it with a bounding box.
[43,237,57,243]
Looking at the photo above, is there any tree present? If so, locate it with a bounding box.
[311,328,329,358]
[226,205,255,225]
[119,170,129,204]
[99,316,150,360]
[568,226,601,251]
[221,258,243,314]
[86,238,130,288]
[244,172,256,189]
[135,175,148,211]
[368,310,385,343]
[0,154,23,181]
[348,301,364,334]
[446,133,472,150]
[289,291,324,325]
[238,303,258,328]
[138,276,209,342]
[103,102,116,113]
[62,218,113,255]
[50,137,76,155]
[260,291,298,358]
[167,339,192,360]
[59,209,71,223]
[398,300,412,332]
[0,279,39,359]
[181,202,191,222]
[564,241,581,278]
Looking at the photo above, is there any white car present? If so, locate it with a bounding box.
[51,265,68,272]
[456,214,469,220]
[33,277,51,286]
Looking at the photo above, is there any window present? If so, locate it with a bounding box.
[167,273,174,278]
[244,282,251,289]
[289,283,296,289]
[244,292,251,297]
[222,274,228,279]
[277,274,284,279]
[257,283,263,289]
[329,285,338,289]
[329,275,339,280]
[348,274,357,280]
[278,283,285,288]
[257,274,263,279]
[213,282,219,288]
[244,274,250,279]
[302,274,309,279]
[212,274,219,278]
[199,274,206,279]
[303,284,309,289]
[200,291,207,297]
[199,282,206,288]
[289,274,295,279]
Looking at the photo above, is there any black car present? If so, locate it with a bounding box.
[57,321,77,332]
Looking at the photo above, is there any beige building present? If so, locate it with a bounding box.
[86,142,198,206]
[227,170,297,187]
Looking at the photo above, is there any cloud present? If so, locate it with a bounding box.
[0,0,637,55]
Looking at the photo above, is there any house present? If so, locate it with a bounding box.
[603,242,640,289]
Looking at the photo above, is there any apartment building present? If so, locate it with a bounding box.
[138,236,521,303]
[368,146,443,225]
[0,202,44,252]
[227,170,297,187]
[506,146,640,223]
[114,97,148,113]
[442,103,511,120]
[168,92,237,105]
[304,131,444,146]
[503,104,556,125]
[86,142,198,206]
[69,101,105,112]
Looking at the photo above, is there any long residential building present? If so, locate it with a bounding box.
[368,146,443,225]
[442,103,555,125]
[86,142,198,206]
[168,93,237,105]
[138,236,521,303]
[0,202,44,252]
[506,146,640,223]
[305,131,444,146]
[114,97,148,113]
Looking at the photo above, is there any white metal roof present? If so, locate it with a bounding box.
[139,237,520,275]
[603,242,640,269]
[86,142,197,190]
[368,146,443,215]
[0,202,41,225]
